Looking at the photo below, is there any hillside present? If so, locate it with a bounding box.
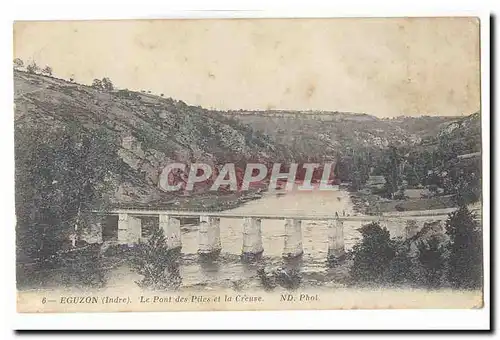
[225,110,461,160]
[14,71,480,209]
[435,111,481,154]
[14,71,293,208]
[404,111,482,159]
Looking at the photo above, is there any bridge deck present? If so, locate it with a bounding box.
[91,207,477,221]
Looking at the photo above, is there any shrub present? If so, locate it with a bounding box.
[385,239,419,286]
[417,235,446,289]
[257,268,277,291]
[445,206,482,289]
[59,243,107,288]
[130,227,181,290]
[275,268,301,290]
[350,222,395,285]
[26,62,39,74]
[257,267,301,291]
[14,58,24,69]
[41,66,53,76]
[393,188,408,200]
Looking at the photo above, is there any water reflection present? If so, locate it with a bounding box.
[198,257,221,278]
[168,189,411,288]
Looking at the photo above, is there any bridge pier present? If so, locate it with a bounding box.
[242,217,263,261]
[159,214,181,250]
[198,216,221,257]
[118,213,141,245]
[327,219,345,264]
[283,219,303,258]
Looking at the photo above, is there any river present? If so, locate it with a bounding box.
[101,188,411,291]
[20,188,411,291]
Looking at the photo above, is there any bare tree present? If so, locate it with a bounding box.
[41,66,53,76]
[26,62,40,74]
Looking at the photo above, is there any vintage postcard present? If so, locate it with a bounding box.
[14,17,485,313]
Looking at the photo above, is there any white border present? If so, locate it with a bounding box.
[3,0,492,332]
[6,0,494,20]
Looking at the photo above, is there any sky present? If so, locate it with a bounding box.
[13,18,480,117]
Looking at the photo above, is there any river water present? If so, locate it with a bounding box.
[21,189,410,291]
[101,188,410,291]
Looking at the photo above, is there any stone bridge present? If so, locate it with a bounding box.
[86,208,467,261]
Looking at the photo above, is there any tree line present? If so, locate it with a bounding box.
[14,58,117,92]
[15,58,172,98]
[14,58,52,76]
[372,134,481,205]
[349,206,482,290]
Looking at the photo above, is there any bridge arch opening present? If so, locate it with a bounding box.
[102,215,118,242]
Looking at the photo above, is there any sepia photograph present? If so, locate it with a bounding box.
[13,17,486,315]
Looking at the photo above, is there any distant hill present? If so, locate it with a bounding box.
[409,111,482,157]
[224,110,462,160]
[436,111,481,153]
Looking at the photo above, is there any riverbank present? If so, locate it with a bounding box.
[112,188,265,212]
[350,189,457,215]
